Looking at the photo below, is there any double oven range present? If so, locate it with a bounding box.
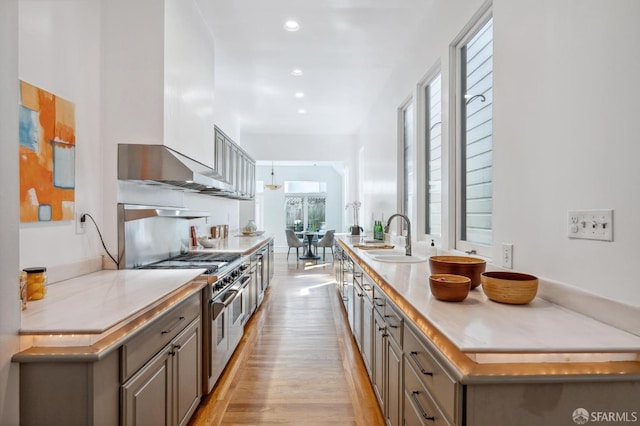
[138,251,252,392]
[118,204,257,394]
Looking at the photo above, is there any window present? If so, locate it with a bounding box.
[401,99,415,232]
[455,14,493,255]
[425,72,442,236]
[285,181,327,232]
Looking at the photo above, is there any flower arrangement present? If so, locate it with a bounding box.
[345,201,362,235]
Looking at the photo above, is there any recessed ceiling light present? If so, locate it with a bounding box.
[297,109,307,114]
[295,92,305,98]
[284,20,300,32]
[290,68,303,76]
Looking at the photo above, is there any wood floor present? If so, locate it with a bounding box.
[188,253,384,425]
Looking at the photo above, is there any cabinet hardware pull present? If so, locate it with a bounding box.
[378,327,386,332]
[173,344,181,350]
[411,391,435,421]
[410,351,433,376]
[161,316,185,334]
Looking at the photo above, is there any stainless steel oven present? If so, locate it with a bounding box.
[205,256,250,392]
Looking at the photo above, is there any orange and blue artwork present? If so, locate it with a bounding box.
[19,81,75,222]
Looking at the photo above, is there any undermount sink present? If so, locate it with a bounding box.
[365,250,427,263]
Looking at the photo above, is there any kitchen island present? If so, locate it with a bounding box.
[337,236,640,425]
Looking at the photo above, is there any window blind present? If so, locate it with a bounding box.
[461,17,493,246]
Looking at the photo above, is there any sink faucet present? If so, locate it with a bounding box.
[384,213,411,256]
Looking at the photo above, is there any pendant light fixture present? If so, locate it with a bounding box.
[265,161,282,190]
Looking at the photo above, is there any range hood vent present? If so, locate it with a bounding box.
[118,144,233,193]
[121,204,211,222]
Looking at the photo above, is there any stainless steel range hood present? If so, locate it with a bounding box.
[120,204,211,222]
[118,144,233,193]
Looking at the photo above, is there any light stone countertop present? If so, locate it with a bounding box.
[338,237,640,360]
[192,234,272,254]
[20,269,206,336]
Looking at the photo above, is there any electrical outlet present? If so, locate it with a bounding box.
[502,243,513,269]
[568,209,613,241]
[76,212,86,234]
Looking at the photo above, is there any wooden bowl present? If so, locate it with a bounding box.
[481,271,538,305]
[429,256,486,289]
[429,274,471,302]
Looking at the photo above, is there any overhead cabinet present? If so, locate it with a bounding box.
[215,126,256,200]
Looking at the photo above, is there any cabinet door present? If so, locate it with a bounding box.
[386,337,402,426]
[122,348,172,426]
[174,319,202,426]
[372,309,386,408]
[214,132,225,179]
[362,295,373,379]
[352,279,363,349]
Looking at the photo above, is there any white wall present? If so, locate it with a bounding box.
[358,0,640,306]
[0,1,20,423]
[19,0,104,270]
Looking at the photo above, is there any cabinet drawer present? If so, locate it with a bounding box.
[404,364,451,426]
[383,304,403,345]
[404,325,457,423]
[122,293,201,381]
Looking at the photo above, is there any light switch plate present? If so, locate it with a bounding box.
[502,243,513,269]
[568,209,613,241]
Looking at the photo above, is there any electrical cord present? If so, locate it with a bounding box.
[81,213,120,268]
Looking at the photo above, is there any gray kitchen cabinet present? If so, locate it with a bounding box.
[372,287,403,426]
[214,125,255,200]
[373,308,386,408]
[19,291,203,426]
[404,323,459,425]
[352,267,375,382]
[122,343,172,426]
[122,317,201,426]
[122,316,202,426]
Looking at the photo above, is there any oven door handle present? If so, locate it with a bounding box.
[223,289,238,307]
[211,301,225,321]
[239,274,251,289]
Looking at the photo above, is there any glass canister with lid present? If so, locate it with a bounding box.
[23,267,47,301]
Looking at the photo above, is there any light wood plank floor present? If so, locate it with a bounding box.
[188,253,384,425]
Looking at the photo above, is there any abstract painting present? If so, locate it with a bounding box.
[19,81,75,222]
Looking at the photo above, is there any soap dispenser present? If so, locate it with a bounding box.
[429,240,438,256]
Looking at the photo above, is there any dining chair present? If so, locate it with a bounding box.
[313,229,335,261]
[285,229,305,260]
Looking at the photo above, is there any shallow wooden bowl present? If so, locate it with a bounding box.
[481,271,538,305]
[429,256,486,289]
[429,274,471,302]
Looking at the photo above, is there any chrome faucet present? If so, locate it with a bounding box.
[384,213,411,256]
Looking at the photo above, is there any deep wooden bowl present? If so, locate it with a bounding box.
[429,256,487,289]
[481,271,538,305]
[429,274,471,302]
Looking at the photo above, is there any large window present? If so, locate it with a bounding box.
[401,99,415,232]
[285,181,326,232]
[425,72,442,236]
[456,14,493,255]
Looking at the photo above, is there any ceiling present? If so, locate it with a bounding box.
[196,0,431,136]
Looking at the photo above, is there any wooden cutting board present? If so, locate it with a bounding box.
[354,244,395,250]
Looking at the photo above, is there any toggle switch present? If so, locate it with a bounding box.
[567,210,613,241]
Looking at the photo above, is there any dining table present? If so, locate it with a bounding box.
[299,232,323,260]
